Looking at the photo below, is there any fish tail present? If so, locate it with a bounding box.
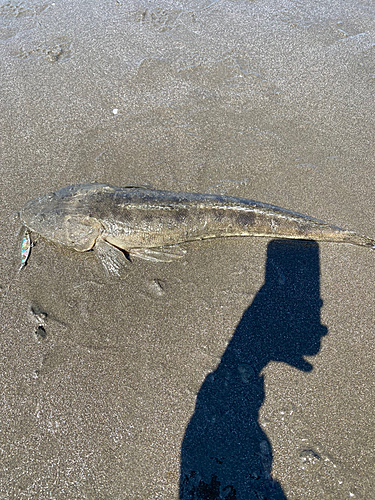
[337,230,375,249]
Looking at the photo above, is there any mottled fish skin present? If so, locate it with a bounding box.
[18,183,375,274]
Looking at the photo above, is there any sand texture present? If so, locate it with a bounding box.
[1,0,375,498]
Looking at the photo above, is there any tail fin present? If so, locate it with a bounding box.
[339,230,375,249]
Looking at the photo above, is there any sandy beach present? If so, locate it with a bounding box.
[1,0,375,498]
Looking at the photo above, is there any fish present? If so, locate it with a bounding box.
[19,182,375,277]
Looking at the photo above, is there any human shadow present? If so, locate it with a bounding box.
[180,239,328,499]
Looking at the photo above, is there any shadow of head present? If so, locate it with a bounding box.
[232,239,328,373]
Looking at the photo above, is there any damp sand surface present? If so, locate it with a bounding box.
[1,0,375,498]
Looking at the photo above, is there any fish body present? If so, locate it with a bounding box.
[19,183,375,276]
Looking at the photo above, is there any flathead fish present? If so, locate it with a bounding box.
[19,183,375,276]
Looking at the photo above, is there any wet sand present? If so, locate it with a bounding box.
[1,0,375,498]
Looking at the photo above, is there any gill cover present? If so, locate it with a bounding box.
[19,189,102,251]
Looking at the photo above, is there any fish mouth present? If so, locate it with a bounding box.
[19,209,40,232]
[8,211,21,223]
[18,209,29,228]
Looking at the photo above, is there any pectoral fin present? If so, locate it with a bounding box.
[94,238,129,277]
[129,246,186,263]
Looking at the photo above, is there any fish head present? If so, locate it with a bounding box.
[19,187,102,251]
